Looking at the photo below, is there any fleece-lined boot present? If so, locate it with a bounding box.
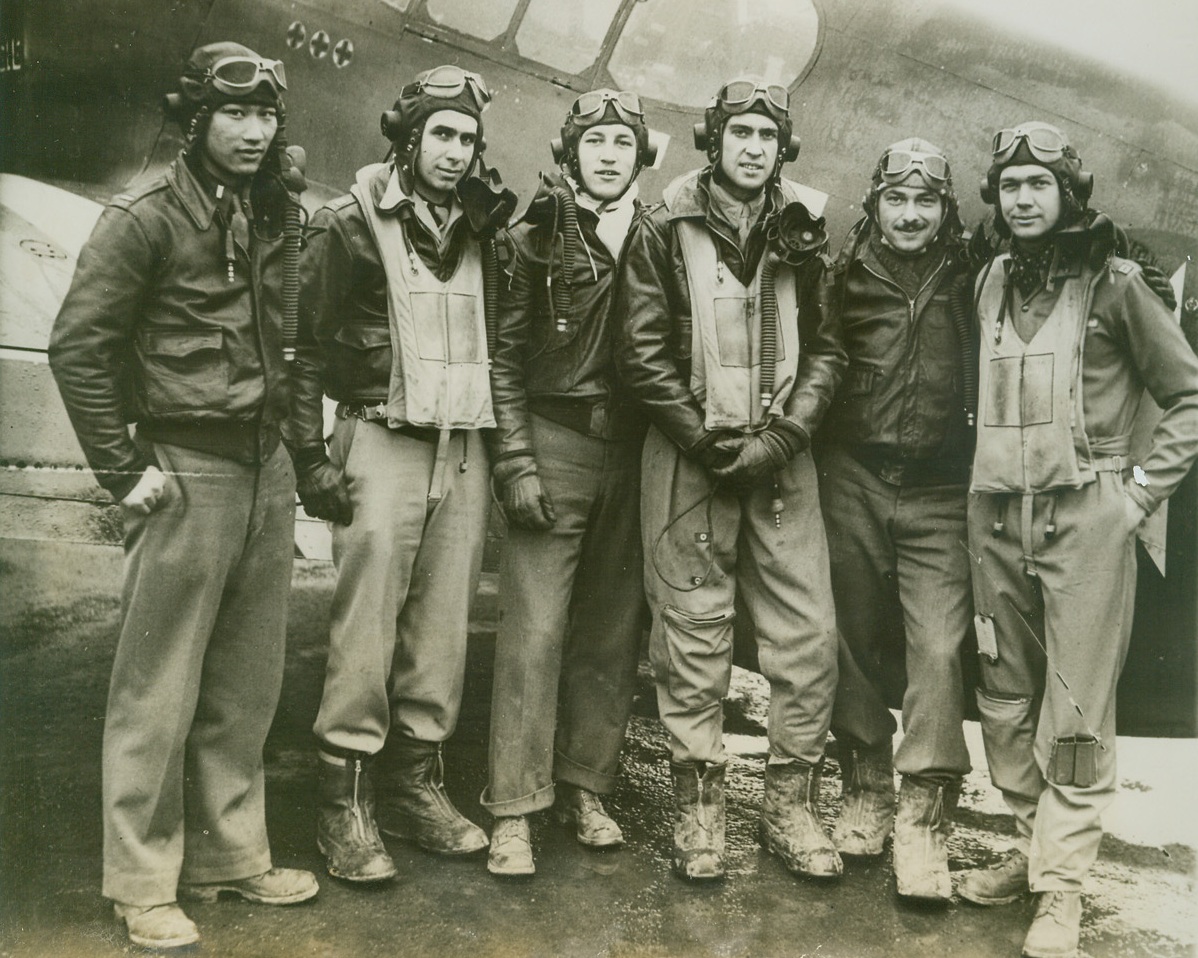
[316,752,397,882]
[958,848,1030,905]
[759,760,843,879]
[832,740,895,857]
[892,774,959,902]
[377,738,487,855]
[670,762,726,881]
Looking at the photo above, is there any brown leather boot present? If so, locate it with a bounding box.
[670,762,726,881]
[1022,891,1082,958]
[831,740,895,857]
[759,760,843,879]
[892,774,959,902]
[377,738,487,855]
[316,752,397,883]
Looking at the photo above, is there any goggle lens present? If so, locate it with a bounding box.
[881,150,949,183]
[992,126,1067,161]
[572,89,644,120]
[719,79,789,115]
[209,56,287,92]
[418,65,492,111]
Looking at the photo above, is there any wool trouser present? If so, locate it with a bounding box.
[640,426,838,767]
[820,445,972,779]
[102,442,295,906]
[314,418,489,754]
[483,415,643,815]
[967,470,1137,891]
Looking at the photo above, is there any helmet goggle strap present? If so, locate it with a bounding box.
[409,65,492,112]
[206,56,288,95]
[992,126,1067,164]
[571,89,644,125]
[880,150,949,185]
[717,79,789,121]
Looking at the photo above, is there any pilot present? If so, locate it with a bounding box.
[816,139,974,901]
[958,122,1198,958]
[48,42,318,949]
[481,90,653,877]
[287,65,514,883]
[616,77,845,882]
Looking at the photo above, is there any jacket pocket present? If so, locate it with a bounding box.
[833,361,879,435]
[330,323,392,394]
[138,327,227,415]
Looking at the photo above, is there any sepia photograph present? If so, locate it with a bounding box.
[1,1,1195,955]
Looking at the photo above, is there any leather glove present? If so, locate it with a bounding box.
[713,422,805,493]
[493,455,556,531]
[292,446,353,525]
[686,430,747,473]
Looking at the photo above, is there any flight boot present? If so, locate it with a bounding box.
[759,759,843,879]
[892,774,959,902]
[831,740,895,857]
[670,761,726,881]
[377,737,488,855]
[1022,891,1082,958]
[316,752,397,883]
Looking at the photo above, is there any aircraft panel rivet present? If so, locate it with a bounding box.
[309,30,331,59]
[287,21,306,49]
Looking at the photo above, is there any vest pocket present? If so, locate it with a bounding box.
[411,291,483,363]
[138,327,227,414]
[985,354,1054,426]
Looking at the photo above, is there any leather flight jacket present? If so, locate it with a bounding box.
[489,171,646,463]
[49,153,290,499]
[614,168,845,453]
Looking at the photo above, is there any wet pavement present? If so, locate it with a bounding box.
[1,539,1194,958]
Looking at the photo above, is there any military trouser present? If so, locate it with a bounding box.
[103,442,295,906]
[482,415,644,815]
[640,426,838,766]
[820,445,972,779]
[967,470,1137,892]
[314,418,489,755]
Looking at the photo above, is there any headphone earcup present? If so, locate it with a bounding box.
[693,121,708,153]
[641,140,659,168]
[1076,170,1094,202]
[979,176,996,206]
[380,109,403,141]
[783,134,801,163]
[550,136,565,165]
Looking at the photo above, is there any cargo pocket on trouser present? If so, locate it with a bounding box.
[656,606,736,711]
[975,687,1041,802]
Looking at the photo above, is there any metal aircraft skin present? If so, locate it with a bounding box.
[1,0,1195,735]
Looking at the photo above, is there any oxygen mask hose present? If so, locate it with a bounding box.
[547,186,578,333]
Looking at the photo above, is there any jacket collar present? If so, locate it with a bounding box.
[167,153,223,231]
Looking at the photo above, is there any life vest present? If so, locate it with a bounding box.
[352,165,495,429]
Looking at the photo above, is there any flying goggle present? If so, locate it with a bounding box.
[570,89,644,125]
[879,150,950,185]
[406,64,492,112]
[205,56,288,95]
[991,125,1068,164]
[717,79,790,120]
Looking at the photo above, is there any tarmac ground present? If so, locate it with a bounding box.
[1,539,1194,958]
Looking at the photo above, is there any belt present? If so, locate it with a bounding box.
[848,446,970,488]
[335,403,441,443]
[528,396,643,441]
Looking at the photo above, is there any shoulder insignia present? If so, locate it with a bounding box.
[1117,261,1136,275]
